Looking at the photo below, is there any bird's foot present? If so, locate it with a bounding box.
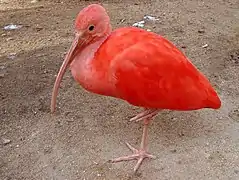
[110,142,156,172]
[130,109,159,122]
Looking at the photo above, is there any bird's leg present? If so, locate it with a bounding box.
[110,110,158,172]
[130,108,159,122]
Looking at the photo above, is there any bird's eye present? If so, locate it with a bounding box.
[88,25,95,31]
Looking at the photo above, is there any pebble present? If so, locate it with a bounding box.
[7,37,13,41]
[198,30,205,33]
[0,73,5,78]
[170,149,177,153]
[120,19,125,23]
[31,0,39,3]
[66,118,74,122]
[35,27,43,31]
[178,132,185,137]
[2,138,11,145]
[202,44,208,48]
[132,20,145,28]
[144,15,159,21]
[7,53,17,59]
[3,24,22,30]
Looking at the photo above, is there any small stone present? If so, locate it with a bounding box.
[66,118,74,122]
[198,30,205,33]
[31,0,39,3]
[1,33,7,37]
[35,27,43,31]
[3,24,22,30]
[7,37,13,41]
[178,132,185,137]
[2,138,11,145]
[144,15,159,21]
[202,44,208,48]
[7,53,16,59]
[170,149,177,153]
[181,45,186,49]
[120,19,125,23]
[132,21,145,28]
[93,161,98,165]
[44,146,52,154]
[64,111,71,116]
[0,73,5,78]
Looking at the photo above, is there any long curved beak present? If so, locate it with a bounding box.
[50,32,85,113]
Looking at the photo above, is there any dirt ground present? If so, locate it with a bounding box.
[0,0,239,179]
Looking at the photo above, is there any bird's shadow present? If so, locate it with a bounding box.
[65,95,225,149]
[90,102,225,150]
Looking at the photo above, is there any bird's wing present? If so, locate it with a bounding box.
[108,28,220,110]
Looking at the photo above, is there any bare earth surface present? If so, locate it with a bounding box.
[0,0,239,179]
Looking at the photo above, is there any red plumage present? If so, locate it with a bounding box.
[90,27,221,110]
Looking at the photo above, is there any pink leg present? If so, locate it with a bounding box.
[130,109,159,122]
[110,109,159,172]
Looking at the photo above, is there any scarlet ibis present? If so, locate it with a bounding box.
[51,4,221,172]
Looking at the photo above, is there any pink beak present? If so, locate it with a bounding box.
[51,32,86,113]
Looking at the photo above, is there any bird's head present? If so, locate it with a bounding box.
[51,4,111,113]
[75,4,111,39]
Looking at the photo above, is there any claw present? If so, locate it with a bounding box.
[110,142,156,172]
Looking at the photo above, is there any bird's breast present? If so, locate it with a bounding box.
[69,39,117,97]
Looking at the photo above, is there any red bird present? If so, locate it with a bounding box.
[51,4,221,172]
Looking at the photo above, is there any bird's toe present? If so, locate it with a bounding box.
[109,143,156,172]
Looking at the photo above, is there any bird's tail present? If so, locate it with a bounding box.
[206,86,221,109]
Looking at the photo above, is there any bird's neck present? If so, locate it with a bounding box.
[70,34,116,97]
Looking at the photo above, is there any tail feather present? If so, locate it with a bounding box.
[206,86,221,109]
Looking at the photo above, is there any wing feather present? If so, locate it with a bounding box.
[108,29,220,110]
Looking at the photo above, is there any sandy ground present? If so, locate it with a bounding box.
[0,0,239,179]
